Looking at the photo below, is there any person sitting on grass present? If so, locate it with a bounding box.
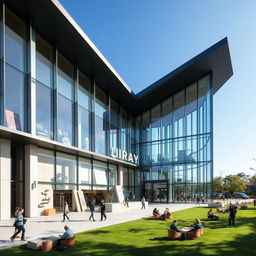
[208,209,218,220]
[190,218,203,231]
[58,225,74,245]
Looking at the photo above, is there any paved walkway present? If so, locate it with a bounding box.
[0,203,197,250]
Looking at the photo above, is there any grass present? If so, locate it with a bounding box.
[1,206,256,256]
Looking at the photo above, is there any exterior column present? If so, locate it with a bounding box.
[25,145,38,217]
[0,139,11,220]
[117,164,123,186]
[30,27,36,135]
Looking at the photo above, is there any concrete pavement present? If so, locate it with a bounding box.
[0,203,197,250]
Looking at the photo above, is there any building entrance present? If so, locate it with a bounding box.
[144,180,168,203]
[11,144,25,216]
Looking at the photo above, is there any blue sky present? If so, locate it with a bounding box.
[60,0,256,177]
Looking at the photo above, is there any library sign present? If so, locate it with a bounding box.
[111,147,139,165]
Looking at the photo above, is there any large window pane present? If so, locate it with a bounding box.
[78,157,91,184]
[5,64,25,131]
[141,111,150,142]
[198,75,210,134]
[57,54,74,99]
[38,148,54,183]
[93,161,108,186]
[57,54,74,145]
[121,108,128,152]
[151,104,161,141]
[95,86,107,155]
[57,95,73,145]
[5,9,27,72]
[35,34,53,87]
[173,90,185,137]
[186,83,197,136]
[78,71,91,150]
[110,98,119,152]
[162,97,172,140]
[56,153,77,184]
[109,164,117,186]
[36,82,53,139]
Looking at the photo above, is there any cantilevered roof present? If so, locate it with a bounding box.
[3,0,233,116]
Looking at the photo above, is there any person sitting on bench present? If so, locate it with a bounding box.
[170,220,186,239]
[153,208,160,215]
[190,219,203,231]
[58,225,74,245]
[208,209,218,220]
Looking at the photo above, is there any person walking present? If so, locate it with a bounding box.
[100,199,107,221]
[13,207,21,238]
[141,196,146,209]
[196,196,200,205]
[10,208,26,241]
[62,201,70,222]
[124,196,129,208]
[89,199,96,221]
[229,204,237,227]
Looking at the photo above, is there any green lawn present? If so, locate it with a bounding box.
[2,206,256,256]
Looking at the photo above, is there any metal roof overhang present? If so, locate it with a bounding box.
[135,38,233,114]
[2,0,233,117]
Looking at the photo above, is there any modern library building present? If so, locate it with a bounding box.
[0,0,233,220]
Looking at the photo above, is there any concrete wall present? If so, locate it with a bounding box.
[0,139,11,220]
[25,145,38,217]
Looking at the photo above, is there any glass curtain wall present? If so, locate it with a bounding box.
[78,71,91,150]
[35,33,53,139]
[109,98,119,152]
[4,8,27,131]
[94,86,107,155]
[57,53,74,146]
[133,74,213,202]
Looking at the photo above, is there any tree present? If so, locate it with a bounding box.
[223,175,246,195]
[213,176,224,193]
[249,174,256,184]
[237,172,250,182]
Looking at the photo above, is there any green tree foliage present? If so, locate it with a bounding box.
[214,173,248,194]
[237,172,250,181]
[223,175,246,194]
[213,176,224,192]
[249,174,256,184]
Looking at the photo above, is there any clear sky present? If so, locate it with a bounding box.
[59,0,256,177]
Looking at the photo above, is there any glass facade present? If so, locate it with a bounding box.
[0,7,214,205]
[134,74,213,202]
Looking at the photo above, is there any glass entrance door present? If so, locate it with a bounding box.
[144,180,168,203]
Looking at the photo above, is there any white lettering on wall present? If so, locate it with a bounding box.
[111,147,139,165]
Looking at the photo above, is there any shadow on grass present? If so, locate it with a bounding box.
[142,217,166,221]
[87,230,111,235]
[149,236,170,241]
[128,228,145,233]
